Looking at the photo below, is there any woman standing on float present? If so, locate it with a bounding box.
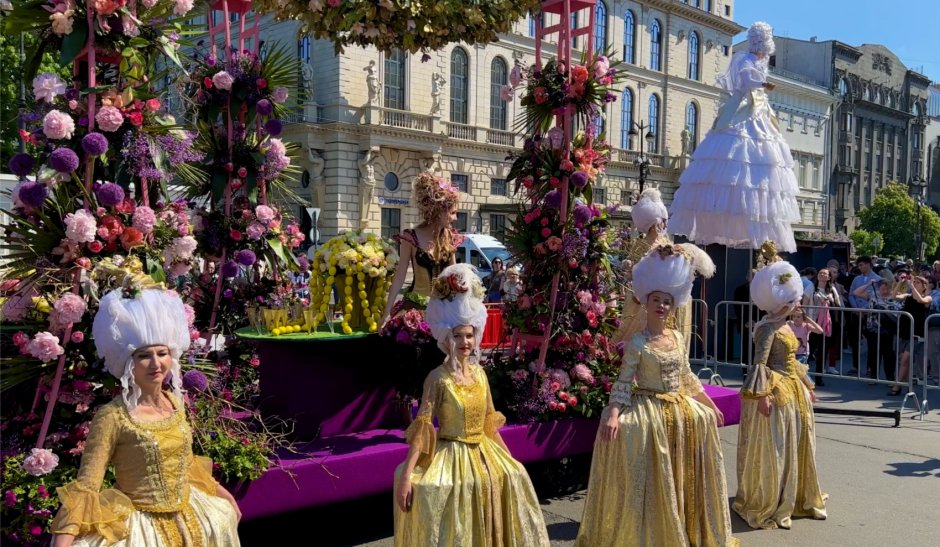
[576,244,737,547]
[734,243,827,529]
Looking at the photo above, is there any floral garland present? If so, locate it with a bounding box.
[253,0,541,54]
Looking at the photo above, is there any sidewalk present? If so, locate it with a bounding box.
[240,377,940,545]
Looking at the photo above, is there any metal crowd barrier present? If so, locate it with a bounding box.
[916,313,940,420]
[701,300,920,423]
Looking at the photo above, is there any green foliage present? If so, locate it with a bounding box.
[849,228,884,257]
[857,182,940,259]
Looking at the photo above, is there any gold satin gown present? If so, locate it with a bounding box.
[51,394,240,546]
[393,365,549,547]
[734,323,828,529]
[614,236,693,353]
[576,331,737,547]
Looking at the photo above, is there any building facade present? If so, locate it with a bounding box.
[769,37,932,233]
[925,85,940,211]
[184,2,743,245]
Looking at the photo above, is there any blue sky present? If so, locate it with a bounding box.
[733,0,939,84]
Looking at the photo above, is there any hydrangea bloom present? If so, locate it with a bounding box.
[95,106,124,132]
[132,205,157,234]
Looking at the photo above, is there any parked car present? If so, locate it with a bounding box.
[456,234,511,282]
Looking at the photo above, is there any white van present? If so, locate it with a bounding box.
[456,234,511,282]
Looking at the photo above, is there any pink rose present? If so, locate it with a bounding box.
[26,332,65,362]
[70,331,85,344]
[246,221,266,240]
[95,105,124,132]
[22,448,59,476]
[53,293,86,324]
[570,364,595,384]
[255,204,275,222]
[64,209,97,244]
[42,110,75,140]
[212,71,234,91]
[13,331,30,347]
[272,87,289,103]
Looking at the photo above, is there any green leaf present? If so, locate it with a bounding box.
[59,24,88,67]
[146,256,167,284]
[266,236,297,271]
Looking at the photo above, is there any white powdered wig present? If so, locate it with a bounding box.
[631,243,716,308]
[747,21,775,55]
[750,260,802,314]
[425,264,488,365]
[631,187,669,233]
[92,290,191,410]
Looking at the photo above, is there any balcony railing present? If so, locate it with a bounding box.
[612,148,666,167]
[379,108,433,132]
[485,128,516,147]
[446,122,478,141]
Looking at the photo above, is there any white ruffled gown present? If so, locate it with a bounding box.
[668,51,800,252]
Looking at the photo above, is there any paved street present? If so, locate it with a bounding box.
[241,375,940,546]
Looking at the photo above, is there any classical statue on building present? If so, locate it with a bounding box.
[365,61,380,105]
[307,147,326,208]
[358,147,379,228]
[430,73,447,115]
[301,62,316,103]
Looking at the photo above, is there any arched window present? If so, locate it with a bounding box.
[594,108,606,138]
[686,102,699,153]
[489,57,508,130]
[688,31,700,81]
[297,36,310,63]
[838,78,848,97]
[623,10,636,64]
[620,88,634,149]
[594,1,607,53]
[650,19,662,71]
[450,47,469,124]
[384,49,407,110]
[648,94,660,153]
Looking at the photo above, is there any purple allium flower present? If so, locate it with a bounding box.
[297,255,310,272]
[221,261,239,277]
[235,249,257,266]
[8,153,34,177]
[182,369,209,392]
[49,147,79,173]
[544,189,562,209]
[256,99,273,116]
[95,182,125,207]
[18,181,49,208]
[263,119,283,136]
[570,170,589,189]
[223,288,234,298]
[573,203,593,226]
[81,132,109,156]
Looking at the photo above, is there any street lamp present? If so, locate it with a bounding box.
[628,121,656,192]
[908,175,928,261]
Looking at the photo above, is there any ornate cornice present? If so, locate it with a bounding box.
[645,0,745,36]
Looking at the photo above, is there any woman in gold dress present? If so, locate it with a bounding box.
[52,290,241,547]
[615,188,692,350]
[393,264,549,546]
[734,248,827,529]
[577,244,736,547]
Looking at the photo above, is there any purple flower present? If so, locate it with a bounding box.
[297,255,310,272]
[395,330,412,344]
[573,203,593,227]
[182,369,209,392]
[544,189,562,209]
[235,249,257,266]
[264,119,283,136]
[221,261,239,277]
[49,147,79,173]
[18,182,49,208]
[570,170,589,189]
[81,132,109,156]
[8,153,34,177]
[4,490,16,508]
[95,182,125,207]
[256,99,273,116]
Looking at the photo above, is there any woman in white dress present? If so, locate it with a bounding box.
[668,21,801,253]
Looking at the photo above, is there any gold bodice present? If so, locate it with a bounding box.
[741,323,813,398]
[609,331,704,407]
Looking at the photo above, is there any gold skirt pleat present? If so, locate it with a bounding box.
[393,438,549,547]
[71,488,240,547]
[576,394,737,547]
[733,373,828,529]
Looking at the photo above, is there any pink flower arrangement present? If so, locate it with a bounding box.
[32,73,66,103]
[95,105,124,132]
[63,209,97,244]
[212,71,234,91]
[53,293,86,324]
[22,448,59,476]
[42,110,75,140]
[26,332,65,363]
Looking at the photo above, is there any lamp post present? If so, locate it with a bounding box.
[908,175,928,262]
[628,121,656,192]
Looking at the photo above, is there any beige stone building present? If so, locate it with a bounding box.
[188,2,744,245]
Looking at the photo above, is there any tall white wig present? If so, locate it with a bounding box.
[424,264,488,371]
[750,260,802,314]
[632,243,716,308]
[747,21,775,55]
[631,187,669,234]
[92,289,191,411]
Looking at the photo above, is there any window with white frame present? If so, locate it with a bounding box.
[623,10,636,64]
[384,49,407,110]
[620,88,634,149]
[450,47,469,124]
[650,19,662,71]
[688,31,700,81]
[490,57,508,130]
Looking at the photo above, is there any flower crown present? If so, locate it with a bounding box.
[414,171,459,222]
[754,240,794,285]
[432,272,468,301]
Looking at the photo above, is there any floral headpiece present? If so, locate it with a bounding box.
[413,171,460,223]
[432,272,469,301]
[632,243,715,307]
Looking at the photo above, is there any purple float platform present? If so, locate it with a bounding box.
[232,384,740,521]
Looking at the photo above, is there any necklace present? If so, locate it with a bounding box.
[138,397,173,416]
